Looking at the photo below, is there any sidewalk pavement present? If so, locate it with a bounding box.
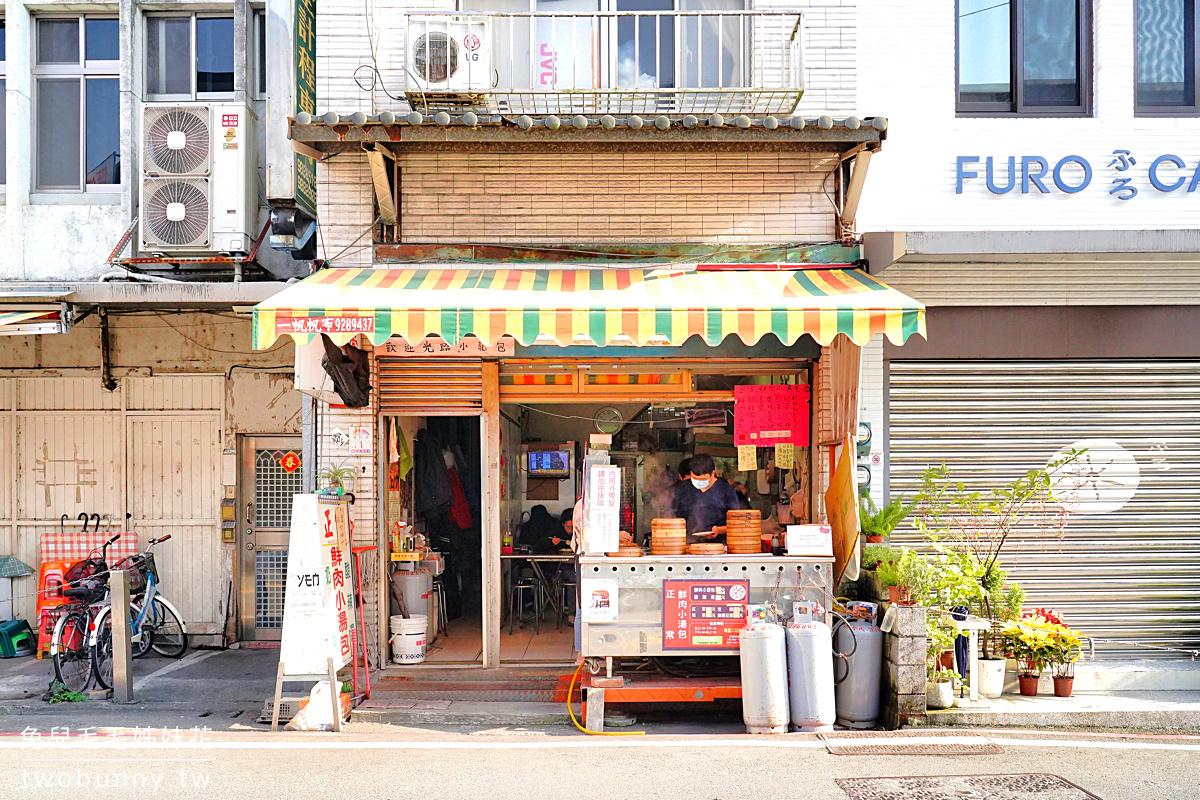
[3,649,1200,734]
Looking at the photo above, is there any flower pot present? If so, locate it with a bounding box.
[926,681,953,710]
[1018,674,1040,697]
[939,650,955,670]
[977,658,1006,699]
[865,535,885,544]
[886,585,913,605]
[1053,676,1074,698]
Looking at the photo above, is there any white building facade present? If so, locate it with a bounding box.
[0,1,315,648]
[857,0,1200,658]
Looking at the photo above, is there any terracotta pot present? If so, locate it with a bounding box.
[865,535,884,544]
[1053,676,1074,698]
[887,585,913,605]
[938,650,955,670]
[1018,674,1040,696]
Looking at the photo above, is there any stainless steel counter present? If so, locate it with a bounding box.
[578,555,834,658]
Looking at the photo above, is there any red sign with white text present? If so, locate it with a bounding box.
[276,316,375,335]
[734,384,811,447]
[662,579,750,650]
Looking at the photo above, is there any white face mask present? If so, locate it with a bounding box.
[691,477,710,490]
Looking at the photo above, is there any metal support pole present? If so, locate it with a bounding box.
[111,570,134,703]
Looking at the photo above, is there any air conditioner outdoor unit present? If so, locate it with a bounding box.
[408,15,491,94]
[138,102,258,255]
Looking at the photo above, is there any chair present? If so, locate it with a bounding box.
[34,560,71,660]
[432,575,449,636]
[508,577,541,636]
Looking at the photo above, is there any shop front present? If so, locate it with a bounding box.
[253,266,926,671]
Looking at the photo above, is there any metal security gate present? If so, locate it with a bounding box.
[238,436,303,640]
[378,359,483,415]
[888,360,1200,659]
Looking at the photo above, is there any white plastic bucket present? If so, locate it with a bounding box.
[391,614,428,664]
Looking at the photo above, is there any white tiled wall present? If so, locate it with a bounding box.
[856,0,1200,233]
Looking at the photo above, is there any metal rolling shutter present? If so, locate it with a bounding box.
[888,360,1200,659]
[377,359,483,414]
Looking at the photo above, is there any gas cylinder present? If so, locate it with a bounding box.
[832,617,882,728]
[738,621,789,734]
[786,621,836,732]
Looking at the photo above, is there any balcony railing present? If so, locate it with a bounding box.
[403,11,803,116]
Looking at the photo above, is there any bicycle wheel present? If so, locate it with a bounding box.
[129,601,155,659]
[91,616,113,690]
[52,610,92,694]
[147,598,187,658]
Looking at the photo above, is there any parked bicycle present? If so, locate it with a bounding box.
[91,535,188,691]
[50,534,121,694]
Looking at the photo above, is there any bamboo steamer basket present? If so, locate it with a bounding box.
[651,519,687,556]
[688,543,727,556]
[609,544,644,557]
[726,509,763,553]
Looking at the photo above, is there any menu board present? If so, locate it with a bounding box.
[662,579,750,650]
[734,384,811,447]
[584,465,621,554]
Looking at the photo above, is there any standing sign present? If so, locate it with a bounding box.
[584,465,621,554]
[662,579,750,650]
[279,495,357,675]
[734,384,811,447]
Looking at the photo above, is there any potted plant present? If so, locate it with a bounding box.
[926,624,958,710]
[861,543,898,602]
[1001,616,1054,696]
[859,494,916,544]
[1039,611,1084,698]
[876,547,931,606]
[317,461,355,496]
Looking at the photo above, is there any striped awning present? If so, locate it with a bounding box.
[0,310,64,336]
[252,267,926,350]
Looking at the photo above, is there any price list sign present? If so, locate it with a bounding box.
[662,579,751,650]
[734,384,811,447]
[585,465,621,554]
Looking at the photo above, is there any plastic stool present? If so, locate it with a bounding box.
[0,619,34,658]
[557,582,577,631]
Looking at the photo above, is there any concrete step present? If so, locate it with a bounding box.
[352,700,573,727]
[921,690,1200,732]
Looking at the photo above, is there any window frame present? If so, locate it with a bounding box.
[955,0,1093,117]
[143,11,237,102]
[1,16,8,191]
[31,15,121,194]
[1135,0,1200,116]
[253,7,267,99]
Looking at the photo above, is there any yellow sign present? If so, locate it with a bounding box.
[824,435,859,584]
[775,443,794,470]
[737,444,757,471]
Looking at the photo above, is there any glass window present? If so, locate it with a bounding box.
[1137,0,1198,112]
[0,79,7,186]
[956,0,1090,115]
[37,79,82,189]
[1,19,7,60]
[196,17,235,94]
[85,79,120,185]
[958,0,1012,103]
[85,18,119,61]
[617,0,674,89]
[146,17,192,96]
[38,19,81,64]
[256,11,267,96]
[33,16,119,192]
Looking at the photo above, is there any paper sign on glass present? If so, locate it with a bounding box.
[580,579,619,623]
[737,444,757,471]
[775,443,794,470]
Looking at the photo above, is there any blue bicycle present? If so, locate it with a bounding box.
[90,535,189,690]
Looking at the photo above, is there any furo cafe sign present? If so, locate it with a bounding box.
[955,150,1200,201]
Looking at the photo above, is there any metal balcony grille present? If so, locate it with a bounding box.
[403,10,804,116]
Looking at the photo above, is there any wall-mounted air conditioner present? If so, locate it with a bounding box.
[139,102,259,255]
[408,15,491,94]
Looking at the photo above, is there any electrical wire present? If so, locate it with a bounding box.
[151,311,291,355]
[566,662,645,736]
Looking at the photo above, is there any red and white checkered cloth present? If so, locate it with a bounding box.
[40,531,140,564]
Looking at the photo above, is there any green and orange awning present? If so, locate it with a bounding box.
[252,267,926,350]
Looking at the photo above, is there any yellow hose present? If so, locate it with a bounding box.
[566,662,645,736]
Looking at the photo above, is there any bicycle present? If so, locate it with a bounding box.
[50,534,121,694]
[90,535,188,691]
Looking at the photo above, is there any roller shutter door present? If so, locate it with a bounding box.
[377,359,483,414]
[888,360,1200,659]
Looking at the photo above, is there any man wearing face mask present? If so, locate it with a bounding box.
[671,453,741,543]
